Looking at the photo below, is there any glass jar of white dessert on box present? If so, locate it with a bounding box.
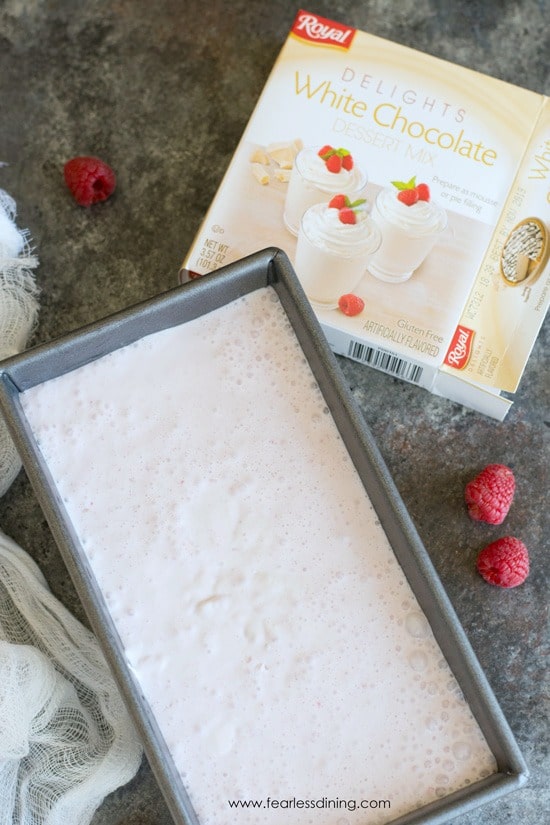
[368,178,447,283]
[283,144,367,236]
[293,195,382,308]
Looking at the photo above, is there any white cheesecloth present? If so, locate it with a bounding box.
[0,187,143,821]
[0,529,143,825]
[0,188,40,497]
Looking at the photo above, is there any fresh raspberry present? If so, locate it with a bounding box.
[326,154,343,174]
[328,194,348,209]
[416,182,430,201]
[341,153,354,170]
[64,156,116,206]
[338,207,356,224]
[476,537,529,588]
[464,463,515,525]
[397,188,419,206]
[338,293,365,316]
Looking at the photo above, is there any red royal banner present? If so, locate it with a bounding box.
[444,325,475,370]
[291,10,356,49]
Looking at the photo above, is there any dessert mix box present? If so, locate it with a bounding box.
[180,9,550,420]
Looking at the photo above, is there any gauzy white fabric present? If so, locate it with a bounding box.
[0,188,40,497]
[0,529,143,825]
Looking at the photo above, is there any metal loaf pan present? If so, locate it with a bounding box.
[0,248,528,825]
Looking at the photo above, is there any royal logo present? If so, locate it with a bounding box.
[291,10,356,49]
[444,325,475,369]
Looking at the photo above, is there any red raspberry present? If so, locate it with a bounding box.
[326,154,343,173]
[397,188,419,206]
[464,464,515,524]
[318,144,334,158]
[416,182,430,201]
[328,194,348,209]
[338,293,365,316]
[64,156,116,206]
[338,207,356,224]
[476,537,529,588]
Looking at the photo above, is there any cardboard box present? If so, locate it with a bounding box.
[180,9,550,420]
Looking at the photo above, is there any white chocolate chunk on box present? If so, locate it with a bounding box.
[273,168,291,183]
[266,141,297,168]
[250,162,270,185]
[249,147,270,164]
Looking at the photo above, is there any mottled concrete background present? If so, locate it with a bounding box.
[0,1,548,824]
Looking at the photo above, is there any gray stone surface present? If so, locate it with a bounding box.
[0,1,548,824]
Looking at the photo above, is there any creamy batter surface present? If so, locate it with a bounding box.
[21,287,496,824]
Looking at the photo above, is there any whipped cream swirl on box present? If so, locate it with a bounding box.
[377,186,447,236]
[297,147,366,193]
[302,202,381,257]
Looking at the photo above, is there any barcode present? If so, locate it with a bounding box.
[347,341,424,384]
